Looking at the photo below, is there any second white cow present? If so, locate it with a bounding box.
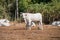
[52,21,60,26]
[0,19,10,26]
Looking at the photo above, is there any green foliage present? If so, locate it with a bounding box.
[0,0,60,24]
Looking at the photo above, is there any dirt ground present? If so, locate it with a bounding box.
[0,22,60,40]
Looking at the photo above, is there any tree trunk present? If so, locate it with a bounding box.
[16,0,18,21]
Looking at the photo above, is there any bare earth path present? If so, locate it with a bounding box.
[0,23,60,40]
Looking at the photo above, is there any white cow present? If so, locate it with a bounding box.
[0,19,10,26]
[52,21,60,26]
[21,13,43,30]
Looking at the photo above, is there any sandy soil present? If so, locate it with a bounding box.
[0,22,60,40]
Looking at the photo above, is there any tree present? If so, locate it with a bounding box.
[16,0,18,21]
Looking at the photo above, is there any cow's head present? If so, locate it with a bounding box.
[20,13,27,19]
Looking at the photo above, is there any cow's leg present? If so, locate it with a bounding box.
[31,22,35,27]
[24,19,27,24]
[38,20,43,30]
[26,23,28,30]
[28,20,32,30]
[26,24,29,30]
[0,22,2,26]
[26,20,29,30]
[26,20,32,30]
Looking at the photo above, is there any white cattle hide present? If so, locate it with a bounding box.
[21,13,43,30]
[52,21,60,26]
[0,19,10,26]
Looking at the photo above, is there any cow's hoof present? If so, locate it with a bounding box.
[38,27,43,30]
[26,27,31,30]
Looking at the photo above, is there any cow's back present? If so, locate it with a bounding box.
[26,13,42,21]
